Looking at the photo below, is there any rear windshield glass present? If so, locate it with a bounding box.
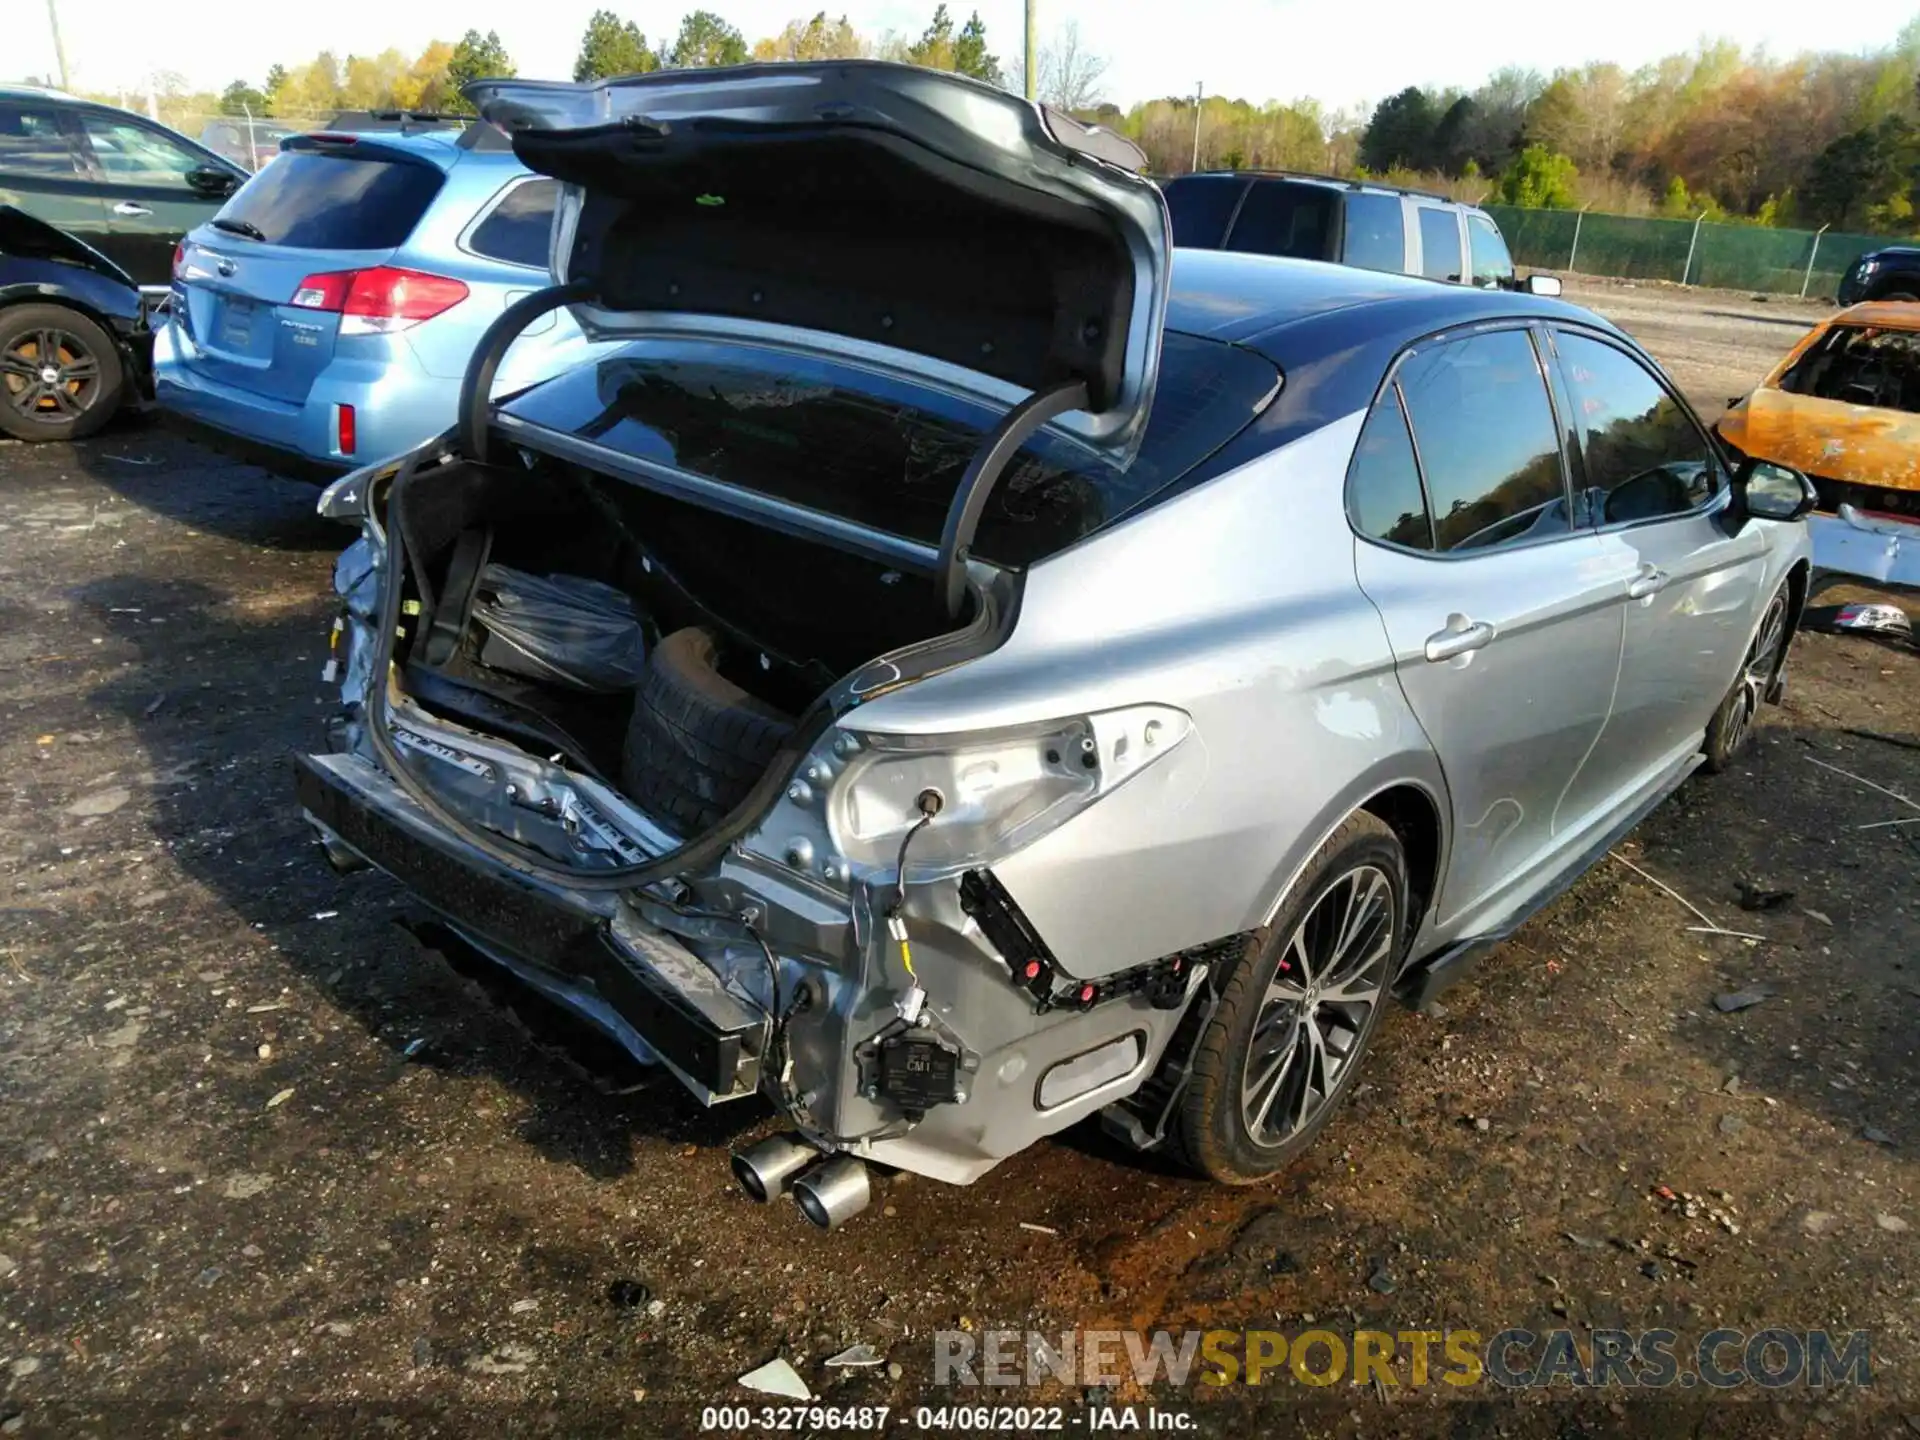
[1223,181,1338,261]
[1777,324,1920,412]
[213,150,443,249]
[1162,175,1248,248]
[501,333,1280,567]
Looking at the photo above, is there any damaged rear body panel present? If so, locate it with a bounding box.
[297,64,1811,1212]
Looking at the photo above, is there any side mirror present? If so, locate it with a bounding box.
[1730,458,1818,528]
[1522,273,1563,297]
[186,165,239,198]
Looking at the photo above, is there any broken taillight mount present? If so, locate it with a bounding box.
[959,868,1194,1015]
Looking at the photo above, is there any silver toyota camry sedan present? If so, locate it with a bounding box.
[298,62,1815,1227]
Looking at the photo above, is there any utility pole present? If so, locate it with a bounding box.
[45,0,71,90]
[1191,82,1203,171]
[1024,0,1036,101]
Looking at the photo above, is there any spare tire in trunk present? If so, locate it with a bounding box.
[621,627,795,835]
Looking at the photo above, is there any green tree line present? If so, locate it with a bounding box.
[93,12,1920,234]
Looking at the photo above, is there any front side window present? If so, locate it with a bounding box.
[1343,192,1406,274]
[1417,207,1462,283]
[0,103,83,177]
[78,115,205,188]
[1396,329,1570,552]
[1554,332,1715,524]
[1467,215,1514,287]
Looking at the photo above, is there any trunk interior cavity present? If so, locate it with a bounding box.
[384,455,971,834]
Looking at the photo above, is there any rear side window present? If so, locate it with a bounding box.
[1467,215,1514,287]
[1417,207,1462,283]
[1395,329,1570,552]
[500,331,1281,567]
[468,178,559,268]
[1553,331,1714,523]
[0,102,82,177]
[1342,192,1405,274]
[1347,387,1430,549]
[1224,181,1337,261]
[1162,175,1247,248]
[213,151,443,249]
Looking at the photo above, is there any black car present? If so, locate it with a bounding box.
[1163,171,1547,292]
[0,85,247,290]
[1837,247,1920,305]
[0,203,151,440]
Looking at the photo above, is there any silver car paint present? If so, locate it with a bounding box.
[310,340,1811,1192]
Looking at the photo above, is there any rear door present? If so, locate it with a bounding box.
[1349,324,1623,931]
[0,99,109,256]
[71,109,240,287]
[171,140,445,405]
[1546,326,1768,787]
[1414,205,1465,284]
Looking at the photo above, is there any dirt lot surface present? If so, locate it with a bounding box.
[2,292,1918,1438]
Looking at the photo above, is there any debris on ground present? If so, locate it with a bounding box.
[1713,989,1772,1013]
[465,1342,536,1375]
[1735,882,1794,912]
[606,1279,650,1310]
[1801,1211,1842,1236]
[738,1357,811,1400]
[1862,1127,1900,1147]
[824,1343,884,1368]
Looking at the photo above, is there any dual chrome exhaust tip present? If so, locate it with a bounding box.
[731,1135,872,1230]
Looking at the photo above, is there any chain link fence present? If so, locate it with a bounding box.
[1483,204,1901,300]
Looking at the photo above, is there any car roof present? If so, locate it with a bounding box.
[1167,248,1605,351]
[1832,301,1920,331]
[0,83,82,103]
[1173,168,1467,207]
[281,126,523,175]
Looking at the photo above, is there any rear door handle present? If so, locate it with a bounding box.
[1627,565,1671,600]
[111,202,153,217]
[1423,617,1496,662]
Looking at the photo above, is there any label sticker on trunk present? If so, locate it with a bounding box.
[390,725,496,780]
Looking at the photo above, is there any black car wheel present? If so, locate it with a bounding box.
[1703,582,1791,773]
[1174,812,1407,1183]
[0,303,126,442]
[1876,289,1919,302]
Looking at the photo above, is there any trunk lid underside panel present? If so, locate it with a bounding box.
[466,62,1171,463]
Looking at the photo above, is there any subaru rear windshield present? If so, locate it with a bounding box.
[212,151,443,249]
[500,333,1280,567]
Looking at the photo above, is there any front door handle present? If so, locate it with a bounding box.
[1424,616,1496,662]
[111,201,153,217]
[1627,565,1671,600]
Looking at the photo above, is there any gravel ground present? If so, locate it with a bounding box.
[1,291,1917,1438]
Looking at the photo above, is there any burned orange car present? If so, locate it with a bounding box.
[1717,302,1920,586]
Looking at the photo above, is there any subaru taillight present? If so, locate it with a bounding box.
[289,266,469,335]
[171,241,186,279]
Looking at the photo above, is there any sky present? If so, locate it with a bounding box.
[16,0,1920,113]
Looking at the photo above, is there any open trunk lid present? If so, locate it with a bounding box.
[466,62,1170,463]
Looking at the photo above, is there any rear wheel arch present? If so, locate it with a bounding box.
[1359,783,1444,944]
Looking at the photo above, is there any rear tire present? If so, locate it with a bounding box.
[1702,581,1792,773]
[619,627,795,835]
[1875,289,1919,302]
[0,303,125,442]
[1173,812,1407,1184]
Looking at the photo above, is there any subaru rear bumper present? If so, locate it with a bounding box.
[153,321,451,477]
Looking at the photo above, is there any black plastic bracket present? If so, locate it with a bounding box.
[936,378,1090,619]
[457,279,596,464]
